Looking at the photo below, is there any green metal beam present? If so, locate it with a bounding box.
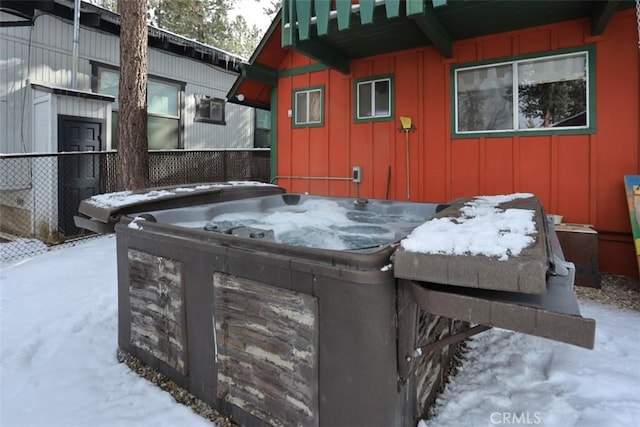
[292,38,351,74]
[282,0,294,46]
[385,0,400,18]
[591,0,620,35]
[314,0,331,36]
[295,0,312,40]
[336,0,351,30]
[270,86,278,184]
[406,0,425,16]
[410,4,452,58]
[359,0,375,25]
[241,63,279,86]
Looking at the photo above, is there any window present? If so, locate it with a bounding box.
[95,65,183,149]
[195,96,226,125]
[99,69,120,108]
[254,108,271,148]
[293,86,324,127]
[355,76,393,121]
[454,49,593,136]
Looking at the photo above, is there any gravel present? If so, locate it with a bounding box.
[575,273,640,312]
[117,350,235,426]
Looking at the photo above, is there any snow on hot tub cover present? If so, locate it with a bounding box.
[75,182,284,228]
[393,193,549,295]
[87,182,275,209]
[401,193,537,261]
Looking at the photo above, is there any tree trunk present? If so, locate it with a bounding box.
[117,0,149,190]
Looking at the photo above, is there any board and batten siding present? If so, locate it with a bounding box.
[275,10,639,277]
[0,12,254,153]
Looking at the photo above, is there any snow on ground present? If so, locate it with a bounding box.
[0,236,212,427]
[0,238,48,260]
[2,236,639,427]
[420,300,640,427]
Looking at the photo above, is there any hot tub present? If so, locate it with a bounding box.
[116,192,451,426]
[77,184,595,426]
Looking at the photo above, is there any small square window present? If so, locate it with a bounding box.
[355,76,393,121]
[195,96,226,125]
[293,86,324,127]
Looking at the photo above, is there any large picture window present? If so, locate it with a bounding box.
[454,49,592,136]
[355,76,393,121]
[95,66,183,149]
[293,86,324,127]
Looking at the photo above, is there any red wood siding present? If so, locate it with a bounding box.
[275,10,639,276]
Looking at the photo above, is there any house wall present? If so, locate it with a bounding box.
[0,12,254,153]
[274,10,639,277]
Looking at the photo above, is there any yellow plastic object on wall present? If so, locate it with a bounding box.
[399,116,412,130]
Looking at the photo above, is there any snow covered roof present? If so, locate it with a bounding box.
[2,0,245,71]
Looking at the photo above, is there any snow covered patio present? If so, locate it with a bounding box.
[1,235,639,426]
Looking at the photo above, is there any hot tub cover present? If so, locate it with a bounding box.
[74,182,284,233]
[393,194,550,294]
[393,194,595,349]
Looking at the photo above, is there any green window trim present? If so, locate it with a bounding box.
[451,45,596,138]
[292,85,325,128]
[270,86,278,183]
[354,74,394,123]
[279,63,329,78]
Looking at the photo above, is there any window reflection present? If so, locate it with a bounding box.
[455,52,588,134]
[357,77,392,120]
[374,80,390,116]
[358,82,373,118]
[295,92,308,124]
[518,54,586,128]
[457,65,513,132]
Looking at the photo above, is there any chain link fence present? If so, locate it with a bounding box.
[0,149,270,261]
